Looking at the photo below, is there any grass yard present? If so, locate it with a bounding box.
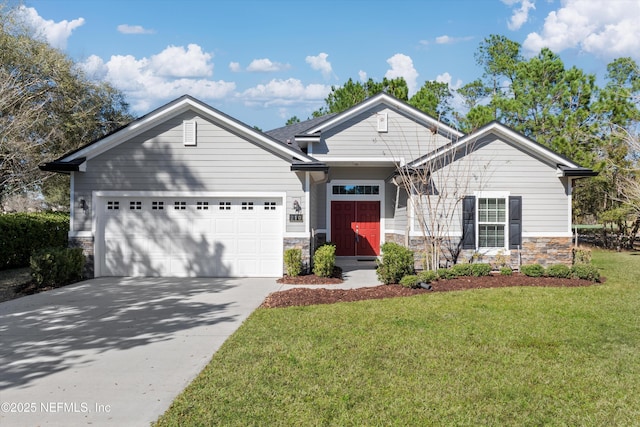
[155,250,640,426]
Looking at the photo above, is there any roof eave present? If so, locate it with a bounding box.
[557,165,598,178]
[39,157,86,173]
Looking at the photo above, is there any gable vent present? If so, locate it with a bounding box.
[377,112,388,133]
[183,120,197,146]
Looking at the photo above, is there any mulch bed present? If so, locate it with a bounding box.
[263,273,601,308]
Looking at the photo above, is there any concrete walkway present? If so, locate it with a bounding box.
[278,257,381,291]
[0,262,380,426]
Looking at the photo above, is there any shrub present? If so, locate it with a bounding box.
[573,247,592,265]
[399,275,420,288]
[437,268,457,280]
[313,244,335,278]
[0,212,69,269]
[521,264,545,277]
[572,263,600,282]
[284,248,302,277]
[451,263,473,277]
[376,242,415,285]
[470,263,492,277]
[500,266,513,276]
[546,263,571,278]
[30,247,84,288]
[417,270,438,284]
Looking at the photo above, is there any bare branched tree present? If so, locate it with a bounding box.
[375,117,491,270]
[614,125,640,246]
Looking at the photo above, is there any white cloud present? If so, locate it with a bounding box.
[358,70,368,82]
[385,53,419,95]
[523,0,640,60]
[434,35,474,45]
[502,0,536,31]
[79,48,234,114]
[305,53,333,78]
[229,62,241,72]
[117,24,155,34]
[435,35,453,44]
[242,78,331,101]
[246,58,290,72]
[436,72,463,90]
[150,44,213,78]
[15,6,84,49]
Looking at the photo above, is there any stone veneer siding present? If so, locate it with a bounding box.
[69,235,95,278]
[385,234,573,270]
[283,236,312,274]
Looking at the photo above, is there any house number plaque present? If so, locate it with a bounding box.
[289,214,303,222]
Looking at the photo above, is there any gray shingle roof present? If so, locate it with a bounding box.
[265,113,337,146]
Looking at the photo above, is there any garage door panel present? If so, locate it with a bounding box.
[101,197,283,277]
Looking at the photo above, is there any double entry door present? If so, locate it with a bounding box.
[331,201,380,256]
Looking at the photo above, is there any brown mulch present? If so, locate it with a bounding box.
[262,273,601,308]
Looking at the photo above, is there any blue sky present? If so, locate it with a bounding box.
[17,0,640,130]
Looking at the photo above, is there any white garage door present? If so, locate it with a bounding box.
[99,197,283,277]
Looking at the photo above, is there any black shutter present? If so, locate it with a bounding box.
[462,196,476,249]
[509,196,522,250]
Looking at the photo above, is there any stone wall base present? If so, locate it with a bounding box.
[283,236,312,275]
[385,233,573,270]
[69,235,95,278]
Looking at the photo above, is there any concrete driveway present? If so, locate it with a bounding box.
[0,277,281,426]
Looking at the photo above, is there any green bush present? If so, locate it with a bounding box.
[284,248,302,277]
[313,244,336,278]
[546,263,572,278]
[0,212,69,269]
[521,264,546,277]
[470,263,492,277]
[451,263,473,277]
[376,242,415,285]
[437,268,457,280]
[399,275,420,288]
[418,270,438,284]
[573,247,592,265]
[30,247,84,288]
[572,263,601,282]
[500,266,513,276]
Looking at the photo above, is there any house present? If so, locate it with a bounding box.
[41,93,595,277]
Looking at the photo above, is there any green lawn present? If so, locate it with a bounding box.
[155,250,640,426]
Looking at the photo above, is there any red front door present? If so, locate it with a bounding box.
[331,201,380,256]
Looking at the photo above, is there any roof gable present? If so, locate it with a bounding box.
[301,93,463,140]
[409,121,596,177]
[44,95,316,171]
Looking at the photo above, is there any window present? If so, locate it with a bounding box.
[462,195,522,251]
[219,201,231,210]
[478,198,506,248]
[152,201,164,210]
[264,202,276,210]
[332,185,379,195]
[241,202,254,211]
[129,201,142,210]
[107,201,119,210]
[174,201,186,210]
[196,201,209,210]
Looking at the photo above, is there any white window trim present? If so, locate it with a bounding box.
[475,191,510,254]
